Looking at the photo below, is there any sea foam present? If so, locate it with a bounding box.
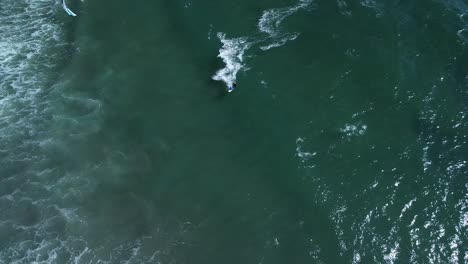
[212,0,315,89]
[258,0,313,50]
[212,33,253,89]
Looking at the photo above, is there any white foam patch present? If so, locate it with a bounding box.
[446,161,466,174]
[340,123,367,137]
[383,243,400,264]
[449,234,461,264]
[295,137,316,163]
[212,33,253,89]
[258,0,314,50]
[422,145,432,173]
[399,198,417,219]
[352,252,361,263]
[212,0,316,89]
[258,0,313,36]
[260,33,300,51]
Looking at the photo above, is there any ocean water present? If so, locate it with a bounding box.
[0,0,467,263]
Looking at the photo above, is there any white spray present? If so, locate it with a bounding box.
[211,33,253,91]
[212,0,314,91]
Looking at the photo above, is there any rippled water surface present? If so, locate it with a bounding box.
[0,0,467,263]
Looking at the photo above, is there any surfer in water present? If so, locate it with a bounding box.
[228,83,236,93]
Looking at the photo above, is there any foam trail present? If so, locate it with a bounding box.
[258,0,313,50]
[212,33,252,90]
[212,0,315,89]
[62,0,77,17]
[258,0,311,36]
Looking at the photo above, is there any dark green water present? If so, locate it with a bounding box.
[0,0,467,263]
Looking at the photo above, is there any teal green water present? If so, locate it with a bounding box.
[0,0,467,263]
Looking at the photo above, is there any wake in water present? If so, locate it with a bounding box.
[212,33,253,90]
[212,0,314,91]
[258,0,314,50]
